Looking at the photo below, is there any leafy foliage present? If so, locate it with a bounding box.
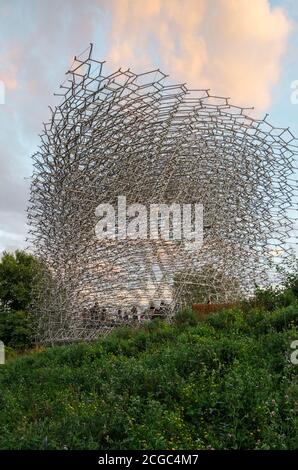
[244,264,298,312]
[0,311,34,349]
[0,301,297,449]
[283,261,298,300]
[0,250,38,349]
[0,250,38,311]
[0,258,297,448]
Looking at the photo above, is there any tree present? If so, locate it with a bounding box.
[0,250,39,349]
[0,250,38,311]
[283,260,298,299]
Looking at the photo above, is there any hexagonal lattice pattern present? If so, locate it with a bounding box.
[29,45,298,343]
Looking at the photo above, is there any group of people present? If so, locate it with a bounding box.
[82,301,173,328]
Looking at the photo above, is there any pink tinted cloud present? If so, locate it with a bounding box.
[105,0,292,111]
[0,0,292,111]
[0,46,21,90]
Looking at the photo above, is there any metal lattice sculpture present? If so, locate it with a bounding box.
[29,45,298,344]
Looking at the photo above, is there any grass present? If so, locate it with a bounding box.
[0,304,297,450]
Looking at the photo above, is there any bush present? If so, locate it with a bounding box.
[283,263,298,299]
[0,301,297,450]
[244,285,296,312]
[0,250,38,311]
[174,308,198,326]
[0,310,34,350]
[0,250,39,349]
[0,260,297,448]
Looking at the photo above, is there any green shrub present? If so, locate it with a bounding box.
[206,308,246,332]
[250,285,296,312]
[0,267,297,449]
[174,308,198,326]
[283,263,298,299]
[0,302,297,450]
[0,250,40,350]
[0,250,38,311]
[0,310,34,349]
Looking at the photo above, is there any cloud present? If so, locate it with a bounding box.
[0,0,293,253]
[106,0,292,110]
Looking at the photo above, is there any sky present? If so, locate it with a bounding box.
[0,0,297,253]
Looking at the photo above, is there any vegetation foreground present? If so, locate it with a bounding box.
[0,302,297,450]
